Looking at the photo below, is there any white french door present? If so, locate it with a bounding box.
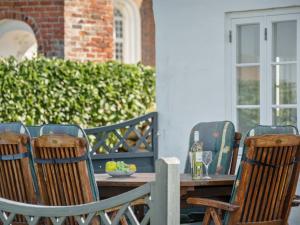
[228,10,300,134]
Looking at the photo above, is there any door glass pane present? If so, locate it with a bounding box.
[272,108,297,126]
[237,24,260,63]
[272,64,297,105]
[237,108,260,134]
[273,21,297,62]
[237,66,260,105]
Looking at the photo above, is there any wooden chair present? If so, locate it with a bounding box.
[34,124,134,225]
[32,132,99,225]
[187,134,300,225]
[37,124,99,200]
[0,122,39,224]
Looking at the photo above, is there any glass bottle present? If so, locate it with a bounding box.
[190,131,203,179]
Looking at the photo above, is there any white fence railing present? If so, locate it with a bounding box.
[0,157,180,225]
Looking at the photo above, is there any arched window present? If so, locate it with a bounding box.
[0,19,37,60]
[113,0,141,64]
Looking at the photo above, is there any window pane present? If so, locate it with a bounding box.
[272,21,297,62]
[237,66,260,105]
[272,108,297,126]
[115,20,123,38]
[114,9,123,39]
[272,64,297,105]
[237,108,260,134]
[237,24,260,63]
[114,8,124,61]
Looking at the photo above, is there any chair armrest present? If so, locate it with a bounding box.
[187,197,239,212]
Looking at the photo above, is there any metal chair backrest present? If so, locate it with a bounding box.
[40,124,85,137]
[26,125,41,138]
[247,125,298,137]
[227,134,300,225]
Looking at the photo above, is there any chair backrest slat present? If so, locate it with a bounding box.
[228,134,300,225]
[259,146,276,221]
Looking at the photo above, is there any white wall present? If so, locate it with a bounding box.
[0,19,37,60]
[153,1,300,223]
[153,0,300,168]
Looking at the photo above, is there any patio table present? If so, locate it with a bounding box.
[95,173,236,200]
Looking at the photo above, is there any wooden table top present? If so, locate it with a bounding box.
[95,173,236,187]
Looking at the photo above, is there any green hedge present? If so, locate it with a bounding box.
[0,57,155,127]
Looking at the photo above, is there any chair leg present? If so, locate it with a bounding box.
[210,208,223,225]
[202,208,212,225]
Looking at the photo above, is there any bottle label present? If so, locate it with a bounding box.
[194,131,199,142]
[195,152,203,161]
[190,152,203,180]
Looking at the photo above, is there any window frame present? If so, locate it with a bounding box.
[113,0,141,64]
[225,7,300,131]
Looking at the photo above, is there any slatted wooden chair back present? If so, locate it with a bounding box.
[32,134,95,205]
[0,132,37,224]
[227,134,300,225]
[38,124,99,201]
[32,134,99,225]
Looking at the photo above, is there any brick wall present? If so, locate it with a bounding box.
[0,0,154,64]
[140,0,155,66]
[64,0,114,62]
[0,0,64,57]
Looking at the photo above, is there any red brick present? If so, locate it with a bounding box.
[64,0,113,62]
[0,0,155,65]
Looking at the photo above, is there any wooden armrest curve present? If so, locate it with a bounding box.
[187,197,239,212]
